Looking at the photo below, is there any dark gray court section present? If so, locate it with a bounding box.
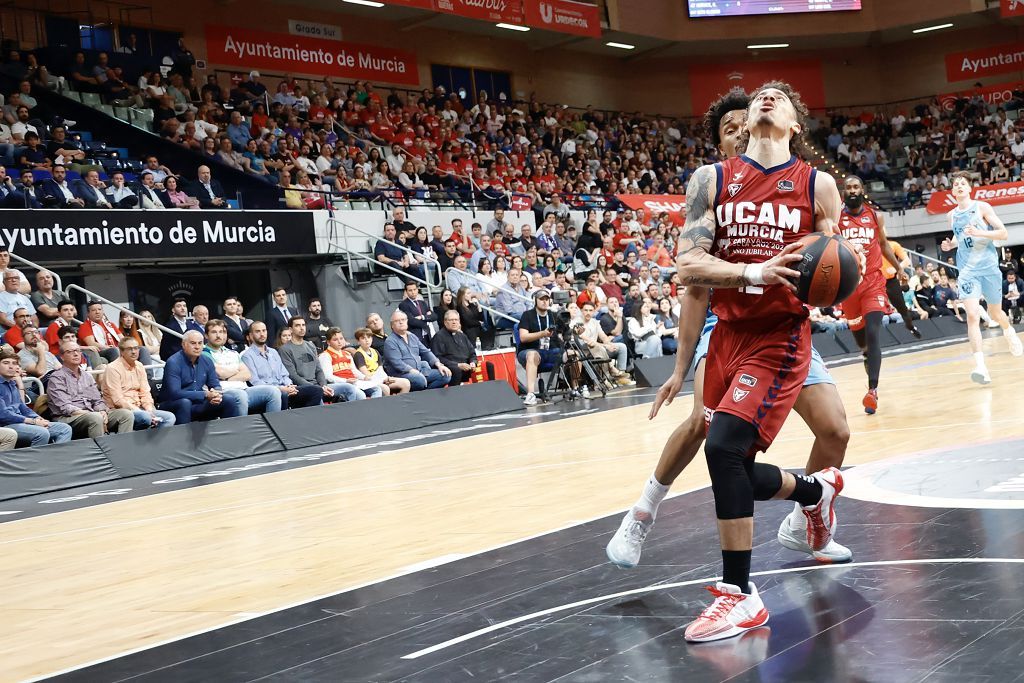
[50,491,1024,683]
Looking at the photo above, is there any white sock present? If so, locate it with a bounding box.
[636,475,671,517]
[974,351,986,368]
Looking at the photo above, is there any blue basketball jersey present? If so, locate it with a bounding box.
[951,201,999,276]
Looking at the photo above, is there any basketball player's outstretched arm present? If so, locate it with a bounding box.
[675,165,801,291]
[649,284,710,419]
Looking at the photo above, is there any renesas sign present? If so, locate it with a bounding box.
[926,181,1024,215]
[0,210,318,261]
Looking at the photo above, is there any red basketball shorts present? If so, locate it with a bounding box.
[842,271,888,332]
[702,317,811,454]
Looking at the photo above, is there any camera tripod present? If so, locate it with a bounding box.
[539,330,610,403]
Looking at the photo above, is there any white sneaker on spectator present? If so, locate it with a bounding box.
[523,392,538,406]
[581,385,591,399]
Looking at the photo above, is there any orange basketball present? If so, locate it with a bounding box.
[792,233,861,307]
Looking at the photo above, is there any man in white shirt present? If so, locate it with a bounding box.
[138,172,166,209]
[105,171,138,208]
[204,319,279,414]
[0,270,35,329]
[578,301,631,385]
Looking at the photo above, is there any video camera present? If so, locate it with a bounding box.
[549,290,580,336]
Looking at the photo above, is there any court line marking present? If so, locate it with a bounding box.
[401,557,1024,660]
[22,483,712,682]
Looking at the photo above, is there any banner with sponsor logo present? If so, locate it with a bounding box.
[204,24,419,86]
[937,80,1024,111]
[945,42,1024,82]
[0,210,318,262]
[688,59,826,114]
[434,0,525,24]
[617,194,686,224]
[926,181,1024,215]
[1002,0,1024,17]
[523,0,601,37]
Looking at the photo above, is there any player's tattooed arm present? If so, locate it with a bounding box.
[674,166,753,288]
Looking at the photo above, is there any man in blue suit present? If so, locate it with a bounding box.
[71,169,112,208]
[157,330,245,425]
[192,165,226,208]
[35,165,86,208]
[159,297,204,361]
[0,165,34,208]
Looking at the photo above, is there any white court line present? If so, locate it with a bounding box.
[401,557,1024,660]
[25,485,707,682]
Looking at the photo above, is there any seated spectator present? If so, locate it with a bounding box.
[204,319,279,414]
[3,307,32,349]
[398,281,437,346]
[45,300,77,350]
[105,171,138,208]
[78,301,120,363]
[382,310,452,391]
[1004,271,1022,324]
[192,305,210,330]
[157,330,245,424]
[163,175,199,209]
[455,286,486,348]
[160,298,202,361]
[17,325,59,380]
[430,309,477,386]
[46,126,97,176]
[222,296,250,352]
[138,172,169,209]
[101,336,176,430]
[351,327,408,396]
[0,270,35,329]
[318,327,380,399]
[278,316,348,402]
[37,164,85,208]
[578,302,631,385]
[72,169,113,209]
[30,270,63,330]
[365,312,389,355]
[138,310,162,359]
[47,340,134,438]
[0,165,31,208]
[227,111,252,150]
[17,131,49,171]
[628,299,665,358]
[494,268,531,329]
[0,350,71,445]
[305,298,333,352]
[374,223,425,281]
[655,298,679,355]
[115,311,156,367]
[516,290,568,406]
[192,165,227,208]
[241,321,323,409]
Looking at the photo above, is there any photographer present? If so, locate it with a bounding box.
[517,290,569,406]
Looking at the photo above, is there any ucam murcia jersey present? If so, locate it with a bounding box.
[710,154,817,324]
[839,204,883,277]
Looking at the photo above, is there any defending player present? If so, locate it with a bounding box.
[606,89,851,574]
[881,236,920,335]
[941,171,1022,384]
[838,175,908,414]
[667,82,845,642]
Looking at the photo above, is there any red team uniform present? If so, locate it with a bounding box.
[704,155,818,452]
[838,204,887,331]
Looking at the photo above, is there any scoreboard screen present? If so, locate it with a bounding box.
[687,1,862,18]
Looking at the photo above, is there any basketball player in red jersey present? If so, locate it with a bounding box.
[838,175,906,414]
[673,82,848,643]
[607,88,851,571]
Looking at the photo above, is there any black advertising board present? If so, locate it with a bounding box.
[0,210,318,262]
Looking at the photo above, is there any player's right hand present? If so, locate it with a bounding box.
[940,237,956,251]
[649,372,683,420]
[763,242,803,293]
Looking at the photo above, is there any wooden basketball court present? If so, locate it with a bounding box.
[6,332,1024,682]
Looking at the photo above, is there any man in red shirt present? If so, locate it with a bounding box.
[78,300,121,363]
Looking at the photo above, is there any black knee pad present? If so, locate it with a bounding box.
[751,462,783,501]
[705,413,758,520]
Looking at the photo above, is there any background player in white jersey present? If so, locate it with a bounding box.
[940,171,1022,384]
[606,88,851,571]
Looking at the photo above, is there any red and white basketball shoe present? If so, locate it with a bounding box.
[684,582,769,643]
[801,467,844,551]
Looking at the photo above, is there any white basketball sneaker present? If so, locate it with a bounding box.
[778,502,852,563]
[605,508,653,569]
[971,364,992,385]
[684,581,769,643]
[1005,329,1023,357]
[802,467,843,551]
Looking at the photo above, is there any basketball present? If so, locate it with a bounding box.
[792,233,861,308]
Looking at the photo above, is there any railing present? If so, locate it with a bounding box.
[443,266,532,303]
[86,362,163,376]
[65,284,182,346]
[8,252,63,291]
[23,376,42,397]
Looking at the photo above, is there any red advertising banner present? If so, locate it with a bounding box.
[688,59,826,114]
[434,0,525,24]
[1001,0,1024,17]
[937,80,1024,111]
[945,42,1024,82]
[523,0,601,37]
[204,25,419,86]
[617,194,687,224]
[380,0,434,8]
[926,181,1024,214]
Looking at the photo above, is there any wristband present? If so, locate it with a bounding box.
[743,263,766,286]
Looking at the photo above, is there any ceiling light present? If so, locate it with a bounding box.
[343,0,385,6]
[496,22,530,31]
[747,43,789,49]
[912,23,953,33]
[606,42,635,50]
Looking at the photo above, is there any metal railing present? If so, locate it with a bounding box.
[9,252,63,291]
[65,284,182,346]
[443,266,532,303]
[326,215,444,284]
